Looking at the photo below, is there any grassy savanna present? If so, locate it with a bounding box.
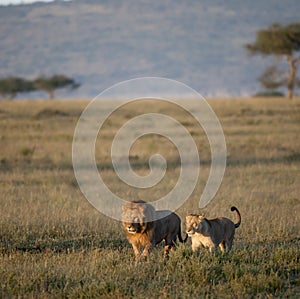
[0,98,299,298]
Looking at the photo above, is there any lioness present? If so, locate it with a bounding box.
[122,200,187,259]
[186,206,241,253]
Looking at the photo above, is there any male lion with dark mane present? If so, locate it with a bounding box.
[186,206,241,253]
[122,200,187,260]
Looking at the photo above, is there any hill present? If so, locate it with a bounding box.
[0,0,299,98]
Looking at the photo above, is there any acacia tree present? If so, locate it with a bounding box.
[0,77,35,100]
[245,22,300,99]
[34,75,80,99]
[258,65,285,90]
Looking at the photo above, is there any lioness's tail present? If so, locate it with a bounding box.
[231,206,241,228]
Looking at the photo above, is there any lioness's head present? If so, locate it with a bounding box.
[185,214,205,236]
[122,200,155,234]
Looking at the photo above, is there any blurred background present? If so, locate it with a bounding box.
[0,0,299,99]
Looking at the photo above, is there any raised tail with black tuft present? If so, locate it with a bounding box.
[231,206,241,228]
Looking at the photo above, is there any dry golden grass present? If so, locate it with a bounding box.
[0,97,299,298]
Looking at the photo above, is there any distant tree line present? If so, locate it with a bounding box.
[0,75,80,100]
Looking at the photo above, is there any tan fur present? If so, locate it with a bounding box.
[122,200,187,259]
[186,206,241,253]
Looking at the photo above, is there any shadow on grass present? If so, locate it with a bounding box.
[1,235,128,254]
[227,152,300,167]
[1,152,300,174]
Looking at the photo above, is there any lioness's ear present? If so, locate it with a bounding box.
[198,213,205,220]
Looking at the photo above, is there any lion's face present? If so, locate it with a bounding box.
[123,215,147,234]
[186,214,205,236]
[122,200,154,235]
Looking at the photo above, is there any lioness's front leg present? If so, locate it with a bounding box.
[191,237,204,252]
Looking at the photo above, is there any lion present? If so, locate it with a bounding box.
[122,200,187,259]
[186,206,241,253]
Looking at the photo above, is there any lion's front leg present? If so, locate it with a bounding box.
[141,242,153,258]
[132,243,141,259]
[209,244,219,253]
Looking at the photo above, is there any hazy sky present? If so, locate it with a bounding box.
[0,0,54,5]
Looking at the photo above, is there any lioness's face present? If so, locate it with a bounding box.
[186,214,204,236]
